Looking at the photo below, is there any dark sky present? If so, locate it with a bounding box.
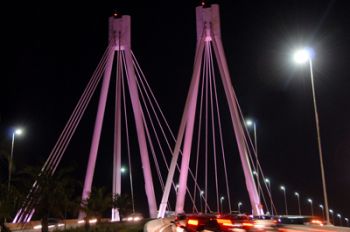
[1,0,350,220]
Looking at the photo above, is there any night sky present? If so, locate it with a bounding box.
[1,0,350,220]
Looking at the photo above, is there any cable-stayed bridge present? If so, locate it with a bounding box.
[11,4,345,230]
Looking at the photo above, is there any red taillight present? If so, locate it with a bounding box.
[216,219,232,225]
[242,222,254,227]
[311,219,323,226]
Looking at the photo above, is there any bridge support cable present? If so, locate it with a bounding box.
[80,48,116,220]
[131,51,212,214]
[13,43,114,223]
[211,34,262,215]
[208,42,232,213]
[158,37,205,218]
[121,61,135,214]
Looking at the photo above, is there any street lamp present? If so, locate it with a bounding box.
[280,186,288,215]
[345,218,349,227]
[220,196,225,213]
[8,128,23,191]
[329,209,334,224]
[293,48,330,224]
[307,198,314,216]
[265,178,273,216]
[246,119,259,200]
[238,202,243,214]
[175,184,179,194]
[337,214,342,226]
[294,192,301,215]
[319,204,325,220]
[200,190,204,213]
[120,166,127,173]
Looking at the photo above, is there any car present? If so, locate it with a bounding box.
[274,215,324,226]
[180,213,258,232]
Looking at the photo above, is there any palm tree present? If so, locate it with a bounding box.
[19,166,78,232]
[112,193,132,220]
[80,186,112,221]
[0,183,23,232]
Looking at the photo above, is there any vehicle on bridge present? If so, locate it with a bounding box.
[173,213,277,232]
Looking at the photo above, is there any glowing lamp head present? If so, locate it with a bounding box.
[15,128,23,135]
[238,202,242,206]
[120,167,126,173]
[294,192,299,196]
[293,48,312,64]
[265,178,270,183]
[280,186,285,191]
[308,198,312,203]
[246,119,253,126]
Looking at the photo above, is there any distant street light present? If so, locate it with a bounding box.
[329,209,334,224]
[293,48,330,224]
[246,119,260,201]
[308,198,314,216]
[337,214,342,226]
[280,186,288,215]
[8,128,23,191]
[238,202,243,214]
[220,196,225,213]
[319,204,325,220]
[294,192,301,215]
[175,184,179,194]
[265,178,273,216]
[120,166,127,173]
[345,218,349,227]
[200,190,204,213]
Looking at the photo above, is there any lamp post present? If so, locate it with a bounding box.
[8,128,23,191]
[329,209,334,224]
[337,214,342,226]
[345,218,349,227]
[220,196,225,213]
[280,186,288,215]
[307,198,314,216]
[319,204,325,220]
[265,178,273,216]
[200,190,204,213]
[293,48,330,224]
[294,192,301,215]
[246,119,259,201]
[238,202,243,214]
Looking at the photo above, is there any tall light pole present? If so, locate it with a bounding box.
[280,186,288,215]
[8,128,23,191]
[293,48,330,224]
[200,190,204,213]
[220,196,225,213]
[246,119,259,201]
[308,198,314,216]
[319,204,325,221]
[329,209,334,224]
[337,214,342,226]
[265,178,273,216]
[294,192,301,215]
[238,202,243,214]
